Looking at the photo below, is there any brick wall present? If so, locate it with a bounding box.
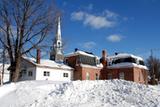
[81,67,101,80]
[74,66,82,80]
[133,67,148,84]
[104,67,148,84]
[65,56,77,68]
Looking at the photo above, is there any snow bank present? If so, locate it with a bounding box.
[0,80,160,107]
[0,83,16,98]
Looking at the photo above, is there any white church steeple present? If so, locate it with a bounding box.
[56,16,61,41]
[50,16,64,62]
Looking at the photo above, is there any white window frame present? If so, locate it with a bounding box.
[63,73,68,77]
[44,71,50,76]
[28,71,33,77]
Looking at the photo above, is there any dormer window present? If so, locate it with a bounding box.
[112,57,136,64]
[139,60,145,65]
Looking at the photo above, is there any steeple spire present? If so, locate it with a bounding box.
[56,16,61,41]
[50,15,64,62]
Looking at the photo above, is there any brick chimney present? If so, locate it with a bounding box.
[36,49,41,64]
[102,50,107,58]
[100,50,107,67]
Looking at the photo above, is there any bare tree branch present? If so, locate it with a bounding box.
[0,0,57,82]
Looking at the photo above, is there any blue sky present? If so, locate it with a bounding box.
[53,0,160,59]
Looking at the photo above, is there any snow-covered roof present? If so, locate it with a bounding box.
[22,57,73,70]
[108,53,144,61]
[65,50,97,58]
[108,62,148,70]
[80,63,103,69]
[107,53,148,70]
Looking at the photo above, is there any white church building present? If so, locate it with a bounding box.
[19,16,74,82]
[19,55,73,81]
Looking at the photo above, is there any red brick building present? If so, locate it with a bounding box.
[102,51,148,84]
[65,49,148,84]
[65,49,102,80]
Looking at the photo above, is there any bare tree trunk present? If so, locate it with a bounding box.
[12,56,21,82]
[0,47,6,85]
[0,71,2,85]
[1,56,5,85]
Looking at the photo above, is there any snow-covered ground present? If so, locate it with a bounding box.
[0,80,160,107]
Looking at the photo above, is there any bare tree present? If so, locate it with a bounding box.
[146,56,160,84]
[0,0,57,82]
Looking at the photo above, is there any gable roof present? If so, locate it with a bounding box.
[22,57,73,70]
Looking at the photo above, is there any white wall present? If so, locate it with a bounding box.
[36,67,73,81]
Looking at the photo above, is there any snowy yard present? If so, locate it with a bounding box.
[0,80,160,107]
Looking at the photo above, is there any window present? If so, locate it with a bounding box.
[119,72,124,79]
[95,73,99,80]
[86,72,90,80]
[20,69,26,77]
[96,59,100,65]
[28,71,33,76]
[19,71,22,78]
[108,73,112,79]
[112,57,136,65]
[79,55,96,66]
[63,73,68,77]
[139,60,145,65]
[21,69,27,75]
[44,71,50,76]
